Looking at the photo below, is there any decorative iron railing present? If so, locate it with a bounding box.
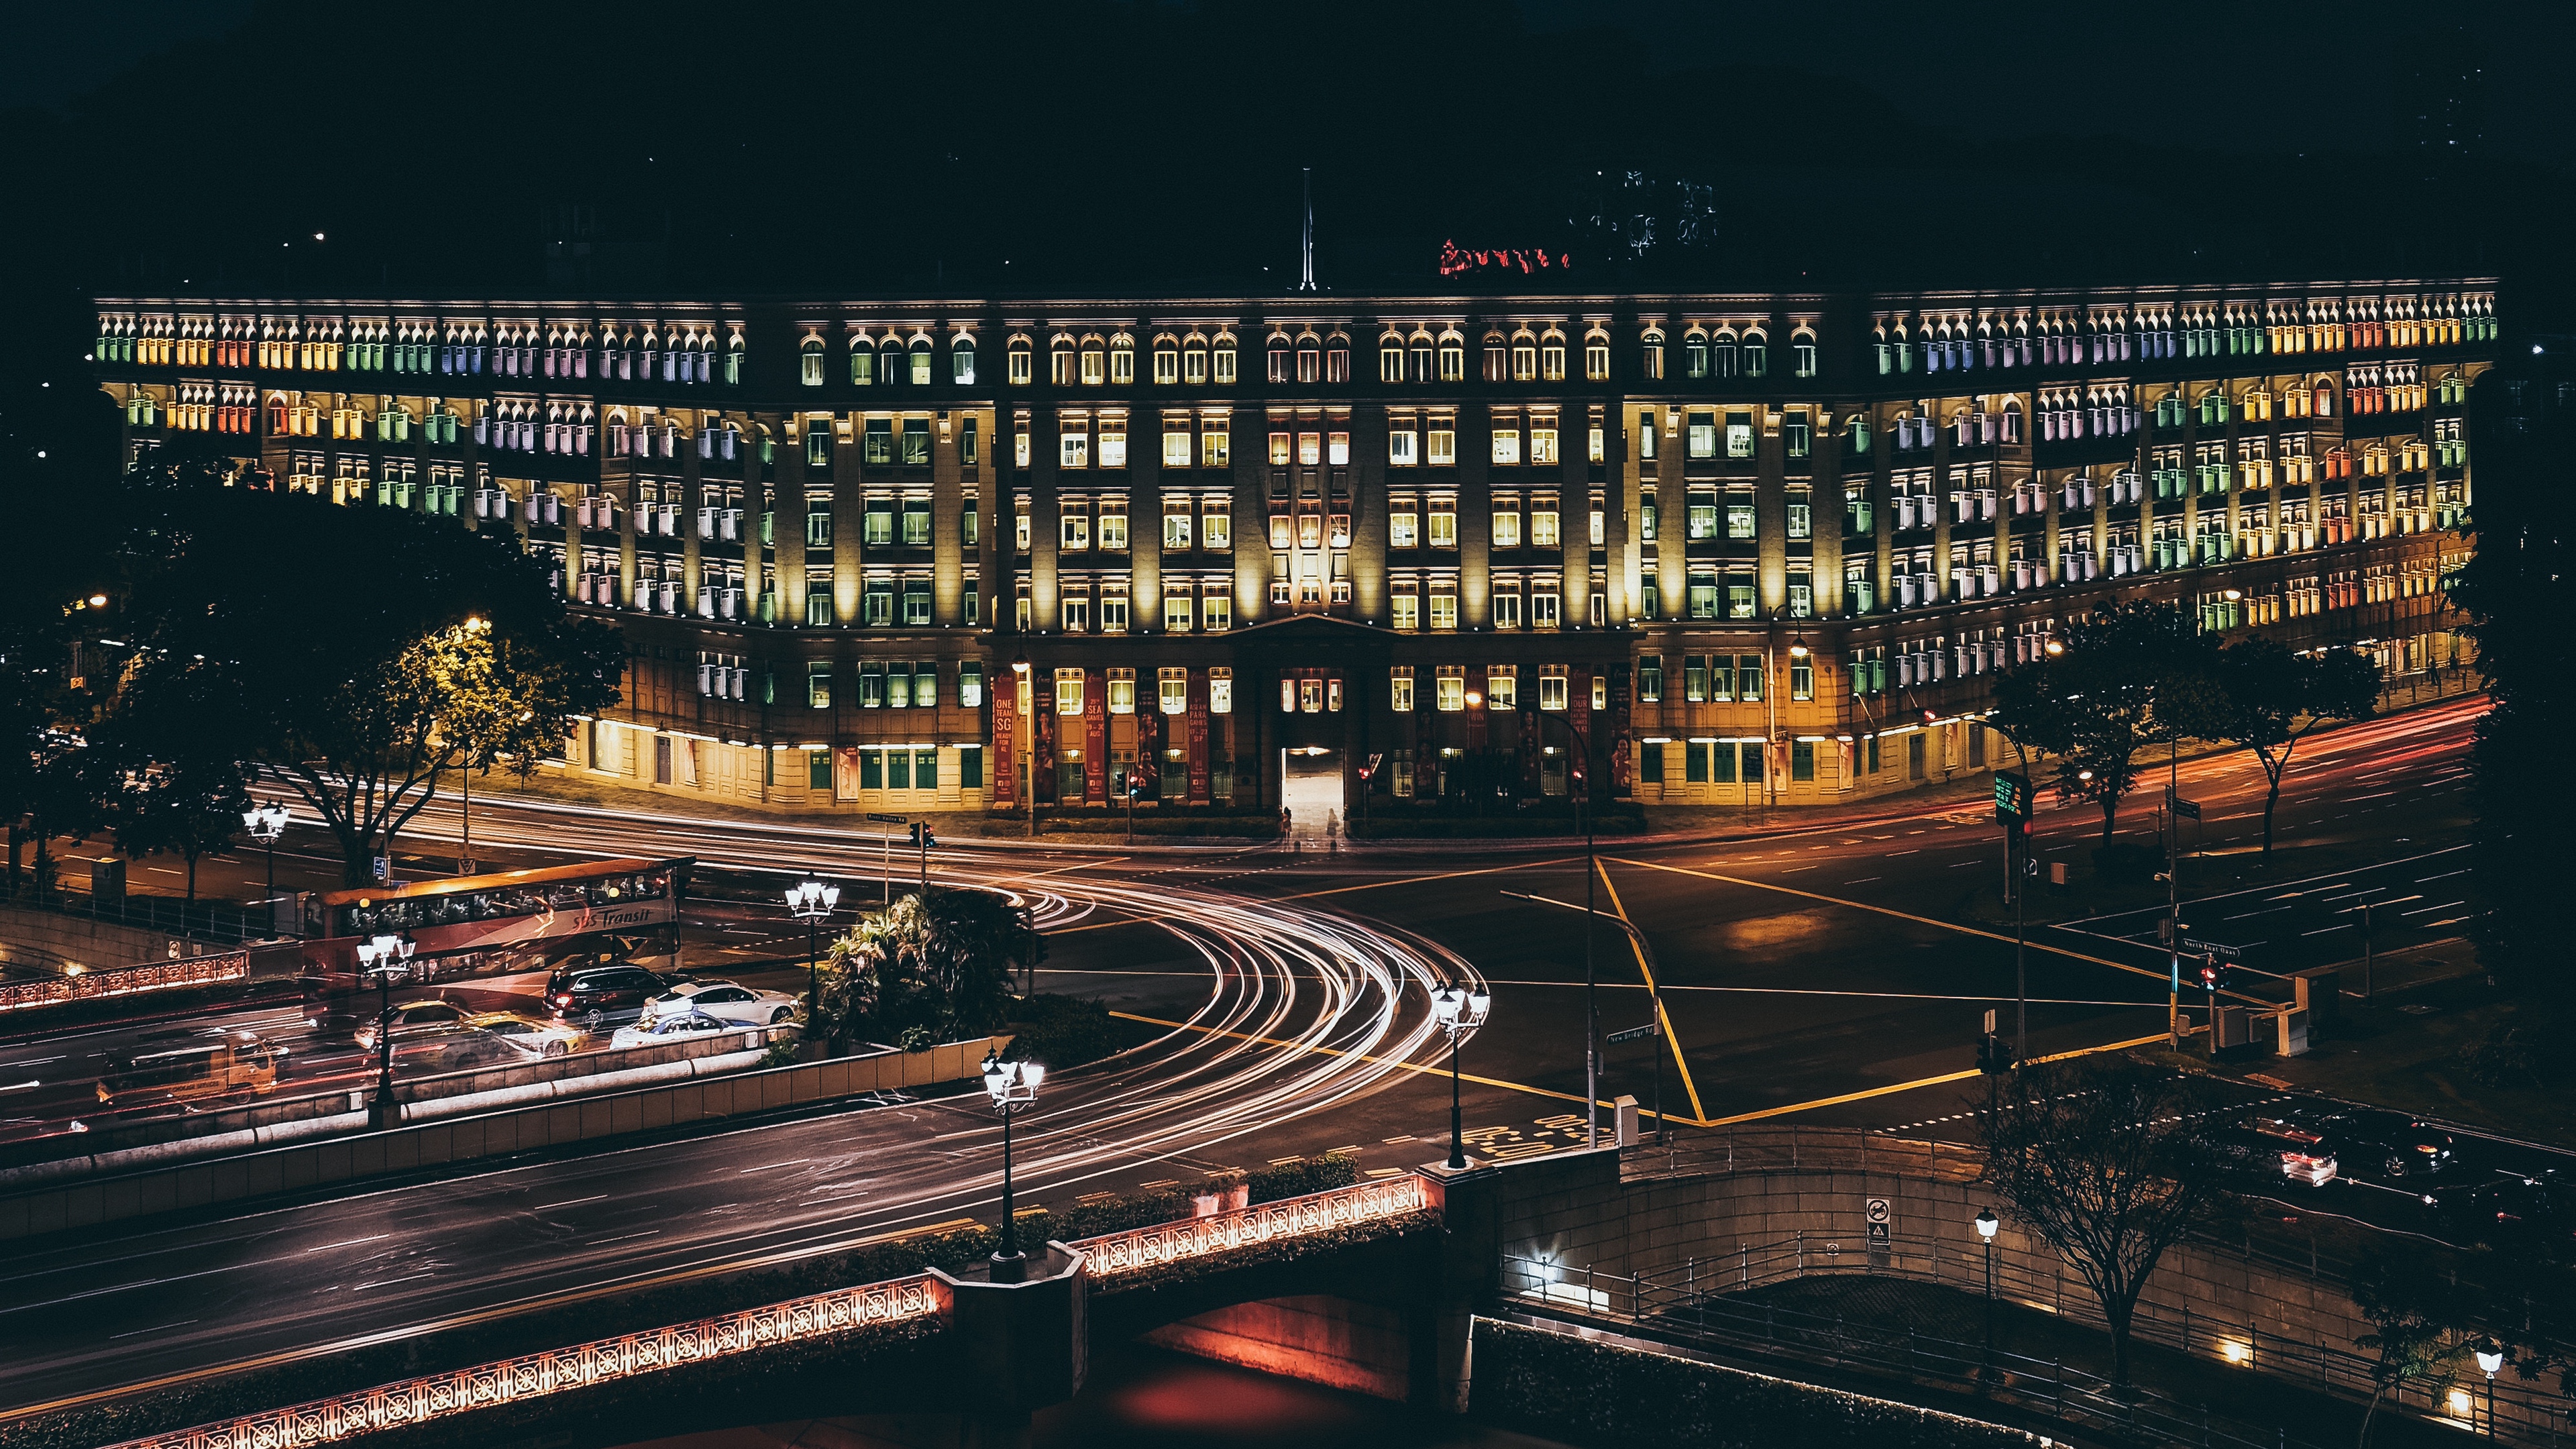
[0,949,248,1013]
[102,1274,944,1449]
[1075,1173,1438,1281]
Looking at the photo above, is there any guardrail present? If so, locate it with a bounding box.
[93,1172,1450,1449]
[1077,1173,1439,1283]
[102,1273,946,1449]
[1508,1228,2561,1448]
[4,885,268,947]
[1623,1127,1984,1184]
[0,951,248,1014]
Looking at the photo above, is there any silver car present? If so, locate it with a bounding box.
[639,980,803,1029]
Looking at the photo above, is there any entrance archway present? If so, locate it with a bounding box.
[1279,747,1344,839]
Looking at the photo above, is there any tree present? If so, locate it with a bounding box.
[1976,1055,2238,1388]
[2205,637,2381,856]
[1989,602,2213,847]
[88,658,254,907]
[812,888,1046,1049]
[112,476,621,885]
[2349,1247,2473,1448]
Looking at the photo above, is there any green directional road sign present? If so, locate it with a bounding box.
[1994,771,2031,822]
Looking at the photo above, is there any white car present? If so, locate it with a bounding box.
[609,1010,737,1051]
[639,980,803,1029]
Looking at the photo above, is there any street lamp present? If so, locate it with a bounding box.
[355,931,415,1128]
[1974,1207,2000,1382]
[1012,652,1034,841]
[1430,982,1493,1170]
[981,1049,1044,1283]
[2475,1341,2504,1437]
[241,802,292,936]
[786,875,839,1018]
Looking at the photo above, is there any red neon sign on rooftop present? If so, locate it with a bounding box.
[1439,240,1572,278]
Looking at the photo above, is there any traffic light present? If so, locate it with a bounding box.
[2198,961,2220,989]
[1976,1032,2014,1074]
[909,822,936,850]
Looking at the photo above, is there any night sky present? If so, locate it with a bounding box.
[0,1,2563,313]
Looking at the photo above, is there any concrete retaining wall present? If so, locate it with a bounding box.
[0,904,244,975]
[1143,1295,1413,1401]
[0,1034,1006,1243]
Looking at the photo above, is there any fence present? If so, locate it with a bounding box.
[1623,1126,1985,1184]
[4,883,270,948]
[1078,1173,1437,1283]
[99,1273,945,1449]
[0,950,248,1014]
[1505,1228,2563,1448]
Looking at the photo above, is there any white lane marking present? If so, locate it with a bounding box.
[303,1234,393,1254]
[590,1230,662,1246]
[532,1195,608,1212]
[109,1319,199,1340]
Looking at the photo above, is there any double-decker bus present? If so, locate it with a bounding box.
[299,859,690,1034]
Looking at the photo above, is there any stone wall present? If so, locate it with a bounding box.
[1142,1295,1412,1401]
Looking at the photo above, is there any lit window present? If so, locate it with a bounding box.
[1209,666,1233,712]
[1108,667,1134,710]
[1585,341,1609,381]
[1110,339,1134,385]
[1389,503,1418,549]
[1428,427,1456,466]
[1541,341,1565,381]
[1437,338,1464,382]
[1203,498,1231,549]
[1435,665,1466,711]
[1299,431,1321,466]
[1055,668,1084,715]
[1532,498,1560,547]
[1212,341,1236,384]
[1530,426,1558,466]
[1389,426,1417,466]
[1390,667,1415,712]
[1328,431,1349,466]
[1380,341,1404,383]
[1153,343,1179,385]
[1492,427,1521,465]
[1493,501,1523,548]
[1184,343,1208,384]
[1687,411,1715,458]
[1203,591,1232,632]
[1539,667,1568,710]
[1428,498,1457,547]
[1165,590,1193,631]
[1061,502,1091,550]
[1429,584,1457,631]
[1160,667,1188,713]
[1098,423,1127,469]
[1060,427,1089,469]
[1164,427,1190,467]
[1487,665,1518,708]
[1201,426,1230,468]
[1008,341,1033,386]
[1080,345,1106,386]
[1269,431,1293,465]
[1098,500,1128,551]
[1391,590,1419,631]
[1163,498,1192,549]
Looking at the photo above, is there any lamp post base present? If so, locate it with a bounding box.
[988,1250,1028,1284]
[368,1093,398,1130]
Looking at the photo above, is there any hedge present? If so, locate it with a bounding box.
[1000,993,1140,1071]
[1470,1318,2037,1449]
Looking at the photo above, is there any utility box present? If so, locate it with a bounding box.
[1614,1095,1640,1148]
[2291,967,2342,1041]
[2047,861,2069,892]
[2213,1004,2253,1050]
[2273,1008,2311,1057]
[89,857,125,907]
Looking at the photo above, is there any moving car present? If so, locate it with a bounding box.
[463,1011,590,1058]
[97,1030,286,1110]
[2248,1116,2340,1187]
[545,965,694,1026]
[638,980,802,1029]
[608,1010,737,1051]
[352,998,470,1053]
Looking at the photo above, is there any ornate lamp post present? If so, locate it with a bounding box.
[1431,982,1493,1170]
[356,931,415,1128]
[981,1049,1044,1282]
[786,875,839,1017]
[1975,1207,2000,1381]
[2475,1341,2505,1437]
[241,802,292,936]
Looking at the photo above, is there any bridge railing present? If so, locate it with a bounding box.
[0,950,250,1014]
[102,1273,946,1449]
[1621,1126,1983,1184]
[1076,1172,1440,1283]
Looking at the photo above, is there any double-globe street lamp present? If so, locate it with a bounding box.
[980,1049,1045,1283]
[1430,983,1493,1170]
[241,802,292,936]
[356,931,415,1128]
[787,875,840,1019]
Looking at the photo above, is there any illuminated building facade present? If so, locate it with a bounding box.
[91,281,2496,819]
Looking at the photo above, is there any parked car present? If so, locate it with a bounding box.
[352,998,471,1054]
[463,1011,590,1058]
[97,1030,286,1111]
[608,1010,737,1051]
[639,980,802,1029]
[545,965,693,1026]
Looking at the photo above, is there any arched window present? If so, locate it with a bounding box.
[1509,331,1536,383]
[880,337,906,386]
[1583,331,1609,382]
[1267,335,1292,384]
[1295,333,1320,385]
[951,333,975,384]
[800,336,824,386]
[1152,335,1179,385]
[1379,333,1405,384]
[1325,333,1349,384]
[1683,329,1710,380]
[1639,328,1664,381]
[849,332,876,386]
[725,331,745,385]
[1481,332,1507,384]
[1211,332,1238,385]
[1079,336,1106,386]
[1410,330,1435,382]
[1790,329,1817,378]
[910,335,932,386]
[1539,331,1565,382]
[1741,329,1768,378]
[1008,336,1034,386]
[1182,333,1208,385]
[1110,333,1135,385]
[1049,337,1075,386]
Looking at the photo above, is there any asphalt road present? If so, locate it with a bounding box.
[0,693,2526,1421]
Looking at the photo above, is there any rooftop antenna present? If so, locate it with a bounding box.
[1298,168,1317,292]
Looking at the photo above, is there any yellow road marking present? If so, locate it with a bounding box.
[1703,1033,2174,1126]
[1110,1009,1617,1111]
[1605,855,2173,985]
[1279,855,1585,902]
[1593,860,1709,1124]
[0,1216,983,1423]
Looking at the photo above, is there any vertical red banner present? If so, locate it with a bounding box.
[1414,700,1436,798]
[1083,671,1108,804]
[1187,669,1212,805]
[991,686,1017,806]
